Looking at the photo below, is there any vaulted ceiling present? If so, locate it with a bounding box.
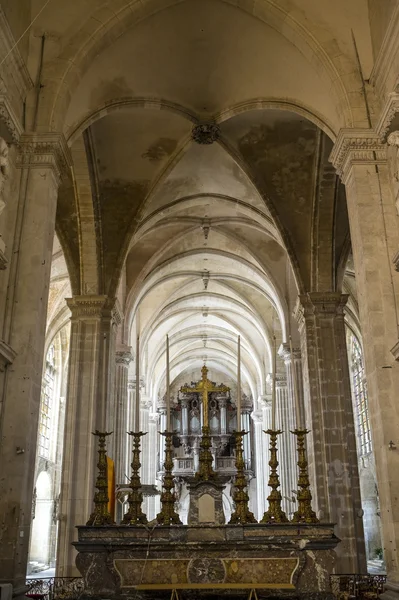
[34,0,385,402]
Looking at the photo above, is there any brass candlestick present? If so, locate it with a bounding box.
[86,430,115,526]
[261,429,288,523]
[196,425,217,482]
[156,431,182,525]
[122,431,148,525]
[229,430,257,524]
[291,428,319,523]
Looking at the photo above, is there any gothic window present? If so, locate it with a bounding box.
[38,345,56,459]
[350,334,372,456]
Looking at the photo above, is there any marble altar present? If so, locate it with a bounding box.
[74,523,339,599]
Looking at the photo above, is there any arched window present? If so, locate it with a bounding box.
[38,345,56,459]
[350,334,372,456]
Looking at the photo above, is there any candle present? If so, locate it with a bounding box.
[135,335,140,432]
[289,335,302,429]
[271,334,276,430]
[237,335,241,431]
[166,334,171,431]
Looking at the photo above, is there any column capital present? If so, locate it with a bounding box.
[251,409,263,423]
[329,128,387,182]
[115,345,132,366]
[294,292,348,323]
[66,295,123,325]
[278,343,301,362]
[16,132,72,185]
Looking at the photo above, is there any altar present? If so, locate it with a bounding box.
[74,357,339,600]
[74,522,339,599]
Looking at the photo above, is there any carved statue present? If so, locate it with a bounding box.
[387,130,399,182]
[0,137,9,195]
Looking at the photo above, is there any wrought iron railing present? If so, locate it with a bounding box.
[25,577,84,600]
[331,574,387,598]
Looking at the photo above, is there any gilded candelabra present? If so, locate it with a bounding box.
[291,428,319,523]
[122,431,148,525]
[86,430,115,526]
[156,431,182,525]
[229,430,257,524]
[196,425,217,482]
[261,429,288,523]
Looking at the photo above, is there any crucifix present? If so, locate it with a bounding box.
[180,365,230,429]
[180,365,230,480]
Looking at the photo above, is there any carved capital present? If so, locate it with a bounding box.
[115,349,133,366]
[67,295,122,325]
[275,374,287,388]
[295,293,348,324]
[329,129,387,182]
[278,343,301,363]
[251,409,263,423]
[17,133,72,185]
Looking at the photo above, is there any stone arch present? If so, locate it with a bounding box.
[34,0,365,134]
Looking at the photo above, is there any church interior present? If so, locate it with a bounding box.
[0,0,399,599]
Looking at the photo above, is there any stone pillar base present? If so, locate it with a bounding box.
[381,581,399,600]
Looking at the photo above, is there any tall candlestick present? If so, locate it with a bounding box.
[166,334,171,431]
[289,335,302,429]
[271,335,276,430]
[237,335,241,430]
[135,335,140,432]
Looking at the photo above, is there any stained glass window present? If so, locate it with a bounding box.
[38,345,56,459]
[350,335,372,456]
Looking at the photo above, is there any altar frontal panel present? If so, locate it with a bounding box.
[114,557,298,589]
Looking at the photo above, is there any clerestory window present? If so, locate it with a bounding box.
[350,334,372,456]
[38,345,56,459]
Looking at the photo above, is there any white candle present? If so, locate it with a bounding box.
[237,335,241,431]
[135,335,140,432]
[166,334,171,431]
[289,335,302,429]
[271,335,276,430]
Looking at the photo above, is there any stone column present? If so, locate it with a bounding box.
[0,134,69,592]
[331,131,399,595]
[279,343,305,429]
[218,395,227,434]
[56,296,122,577]
[242,404,252,470]
[275,374,297,519]
[181,396,189,435]
[114,346,132,487]
[295,292,366,573]
[158,398,167,472]
[147,411,160,520]
[251,395,270,520]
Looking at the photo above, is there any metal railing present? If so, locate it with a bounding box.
[331,574,387,598]
[25,578,84,600]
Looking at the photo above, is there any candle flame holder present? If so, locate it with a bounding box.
[122,431,148,525]
[229,430,257,524]
[156,431,182,525]
[291,428,319,524]
[196,425,217,482]
[86,430,115,526]
[261,429,288,523]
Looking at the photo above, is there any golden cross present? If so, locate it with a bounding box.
[180,365,230,428]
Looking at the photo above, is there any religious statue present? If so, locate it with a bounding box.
[0,137,9,196]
